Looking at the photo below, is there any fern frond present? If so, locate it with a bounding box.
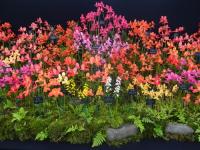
[92,131,106,148]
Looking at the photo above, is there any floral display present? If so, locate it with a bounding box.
[0,1,199,147]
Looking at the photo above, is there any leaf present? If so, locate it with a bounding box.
[153,125,163,137]
[195,128,200,134]
[128,115,144,133]
[142,117,154,124]
[35,130,48,141]
[92,131,106,148]
[3,100,15,110]
[12,107,27,122]
[65,124,85,134]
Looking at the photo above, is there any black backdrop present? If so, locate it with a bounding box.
[0,0,199,33]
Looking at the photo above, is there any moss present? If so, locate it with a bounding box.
[29,117,51,137]
[47,119,68,142]
[0,115,15,140]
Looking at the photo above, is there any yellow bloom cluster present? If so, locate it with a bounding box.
[58,73,93,99]
[96,86,104,96]
[78,83,89,99]
[127,83,134,91]
[3,50,20,65]
[140,83,175,100]
[65,79,76,96]
[58,72,76,96]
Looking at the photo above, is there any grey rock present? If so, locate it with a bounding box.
[106,124,138,141]
[165,123,194,135]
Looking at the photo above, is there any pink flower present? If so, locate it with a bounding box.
[160,16,168,24]
[30,22,38,30]
[165,72,183,83]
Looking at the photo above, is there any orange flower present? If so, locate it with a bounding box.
[64,57,76,66]
[37,32,49,45]
[191,83,200,93]
[87,89,94,96]
[48,88,64,97]
[89,55,102,66]
[48,78,60,87]
[183,94,191,104]
[195,96,200,105]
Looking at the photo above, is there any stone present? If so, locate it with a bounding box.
[165,123,194,135]
[106,124,138,141]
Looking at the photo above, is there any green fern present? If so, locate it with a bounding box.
[65,124,85,134]
[153,125,163,138]
[92,131,106,148]
[195,128,200,142]
[35,129,48,141]
[142,117,154,124]
[128,115,144,133]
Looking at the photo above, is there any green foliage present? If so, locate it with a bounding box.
[175,107,186,123]
[92,131,106,147]
[153,125,164,138]
[0,98,199,146]
[12,107,27,122]
[79,105,94,124]
[128,115,144,133]
[48,119,67,142]
[195,128,200,142]
[4,100,16,110]
[65,124,85,134]
[35,129,48,141]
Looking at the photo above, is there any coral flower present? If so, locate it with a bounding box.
[48,88,64,97]
[183,94,191,104]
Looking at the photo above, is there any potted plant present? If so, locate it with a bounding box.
[148,48,157,54]
[33,96,43,104]
[146,98,156,108]
[179,83,192,91]
[103,95,115,104]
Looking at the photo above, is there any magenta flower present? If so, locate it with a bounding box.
[165,72,183,83]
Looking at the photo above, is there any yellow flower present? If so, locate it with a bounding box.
[3,50,20,65]
[127,83,134,91]
[172,85,179,93]
[96,86,104,96]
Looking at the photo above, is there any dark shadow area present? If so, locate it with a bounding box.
[0,139,200,150]
[0,0,199,33]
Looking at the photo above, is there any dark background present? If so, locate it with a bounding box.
[0,0,199,33]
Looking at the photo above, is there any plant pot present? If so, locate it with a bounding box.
[80,98,90,105]
[194,52,200,64]
[49,34,57,44]
[92,44,101,51]
[146,99,155,108]
[179,83,192,91]
[104,96,115,104]
[128,89,137,96]
[33,96,43,104]
[148,48,157,54]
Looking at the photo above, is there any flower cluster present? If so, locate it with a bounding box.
[0,2,199,105]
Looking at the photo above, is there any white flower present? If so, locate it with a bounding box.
[58,72,68,83]
[105,76,112,93]
[113,76,121,97]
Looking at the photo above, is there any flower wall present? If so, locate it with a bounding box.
[0,2,199,105]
